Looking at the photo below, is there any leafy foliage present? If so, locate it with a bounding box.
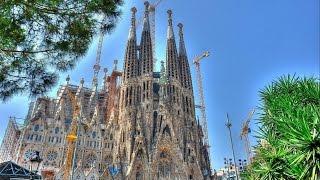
[0,0,123,101]
[246,75,320,180]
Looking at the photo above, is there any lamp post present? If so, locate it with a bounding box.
[226,114,239,180]
[29,151,42,179]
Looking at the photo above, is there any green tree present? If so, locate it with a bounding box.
[246,75,319,180]
[0,0,123,101]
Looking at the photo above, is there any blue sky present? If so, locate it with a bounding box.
[0,0,319,170]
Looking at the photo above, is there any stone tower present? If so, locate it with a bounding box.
[0,2,212,180]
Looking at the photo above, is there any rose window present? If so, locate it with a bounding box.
[47,150,58,161]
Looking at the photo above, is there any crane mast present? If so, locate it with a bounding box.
[63,87,80,180]
[193,51,210,158]
[240,109,255,163]
[92,16,108,84]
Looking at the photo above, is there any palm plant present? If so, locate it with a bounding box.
[247,75,320,180]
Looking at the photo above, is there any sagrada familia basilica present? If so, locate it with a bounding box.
[0,2,212,179]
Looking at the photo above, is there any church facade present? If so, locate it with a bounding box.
[0,2,212,179]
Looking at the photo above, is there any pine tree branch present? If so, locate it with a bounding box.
[0,49,55,54]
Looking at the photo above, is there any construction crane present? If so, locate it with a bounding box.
[138,0,164,69]
[63,87,80,180]
[240,109,255,163]
[92,16,109,85]
[193,51,210,158]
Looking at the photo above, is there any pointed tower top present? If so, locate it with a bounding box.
[80,78,84,86]
[142,1,150,32]
[144,1,150,9]
[160,60,167,85]
[76,78,85,98]
[131,6,137,14]
[128,7,137,39]
[103,68,108,91]
[92,77,98,88]
[178,23,187,56]
[167,10,174,39]
[78,78,85,91]
[66,75,70,85]
[103,68,108,78]
[113,59,118,71]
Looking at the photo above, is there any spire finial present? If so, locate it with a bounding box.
[167,10,173,25]
[103,68,108,90]
[103,68,108,75]
[161,60,165,70]
[160,60,167,85]
[113,59,118,70]
[167,10,174,39]
[128,7,137,40]
[144,1,150,11]
[130,7,137,27]
[92,77,98,88]
[178,23,187,56]
[178,23,183,36]
[131,7,137,14]
[142,2,150,32]
[66,75,70,85]
[80,78,84,85]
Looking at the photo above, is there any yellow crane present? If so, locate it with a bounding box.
[63,85,80,180]
[240,109,255,163]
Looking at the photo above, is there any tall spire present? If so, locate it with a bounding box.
[103,68,108,91]
[159,61,167,85]
[123,7,138,81]
[159,61,168,101]
[167,10,174,39]
[178,23,192,90]
[128,7,137,40]
[178,23,187,57]
[142,1,150,32]
[166,10,179,80]
[140,1,153,75]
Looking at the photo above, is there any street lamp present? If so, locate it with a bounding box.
[29,151,42,179]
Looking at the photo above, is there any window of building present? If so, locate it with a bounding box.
[55,127,59,134]
[34,125,39,131]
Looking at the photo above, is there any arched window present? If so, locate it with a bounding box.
[92,131,96,138]
[55,127,59,134]
[34,124,39,131]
